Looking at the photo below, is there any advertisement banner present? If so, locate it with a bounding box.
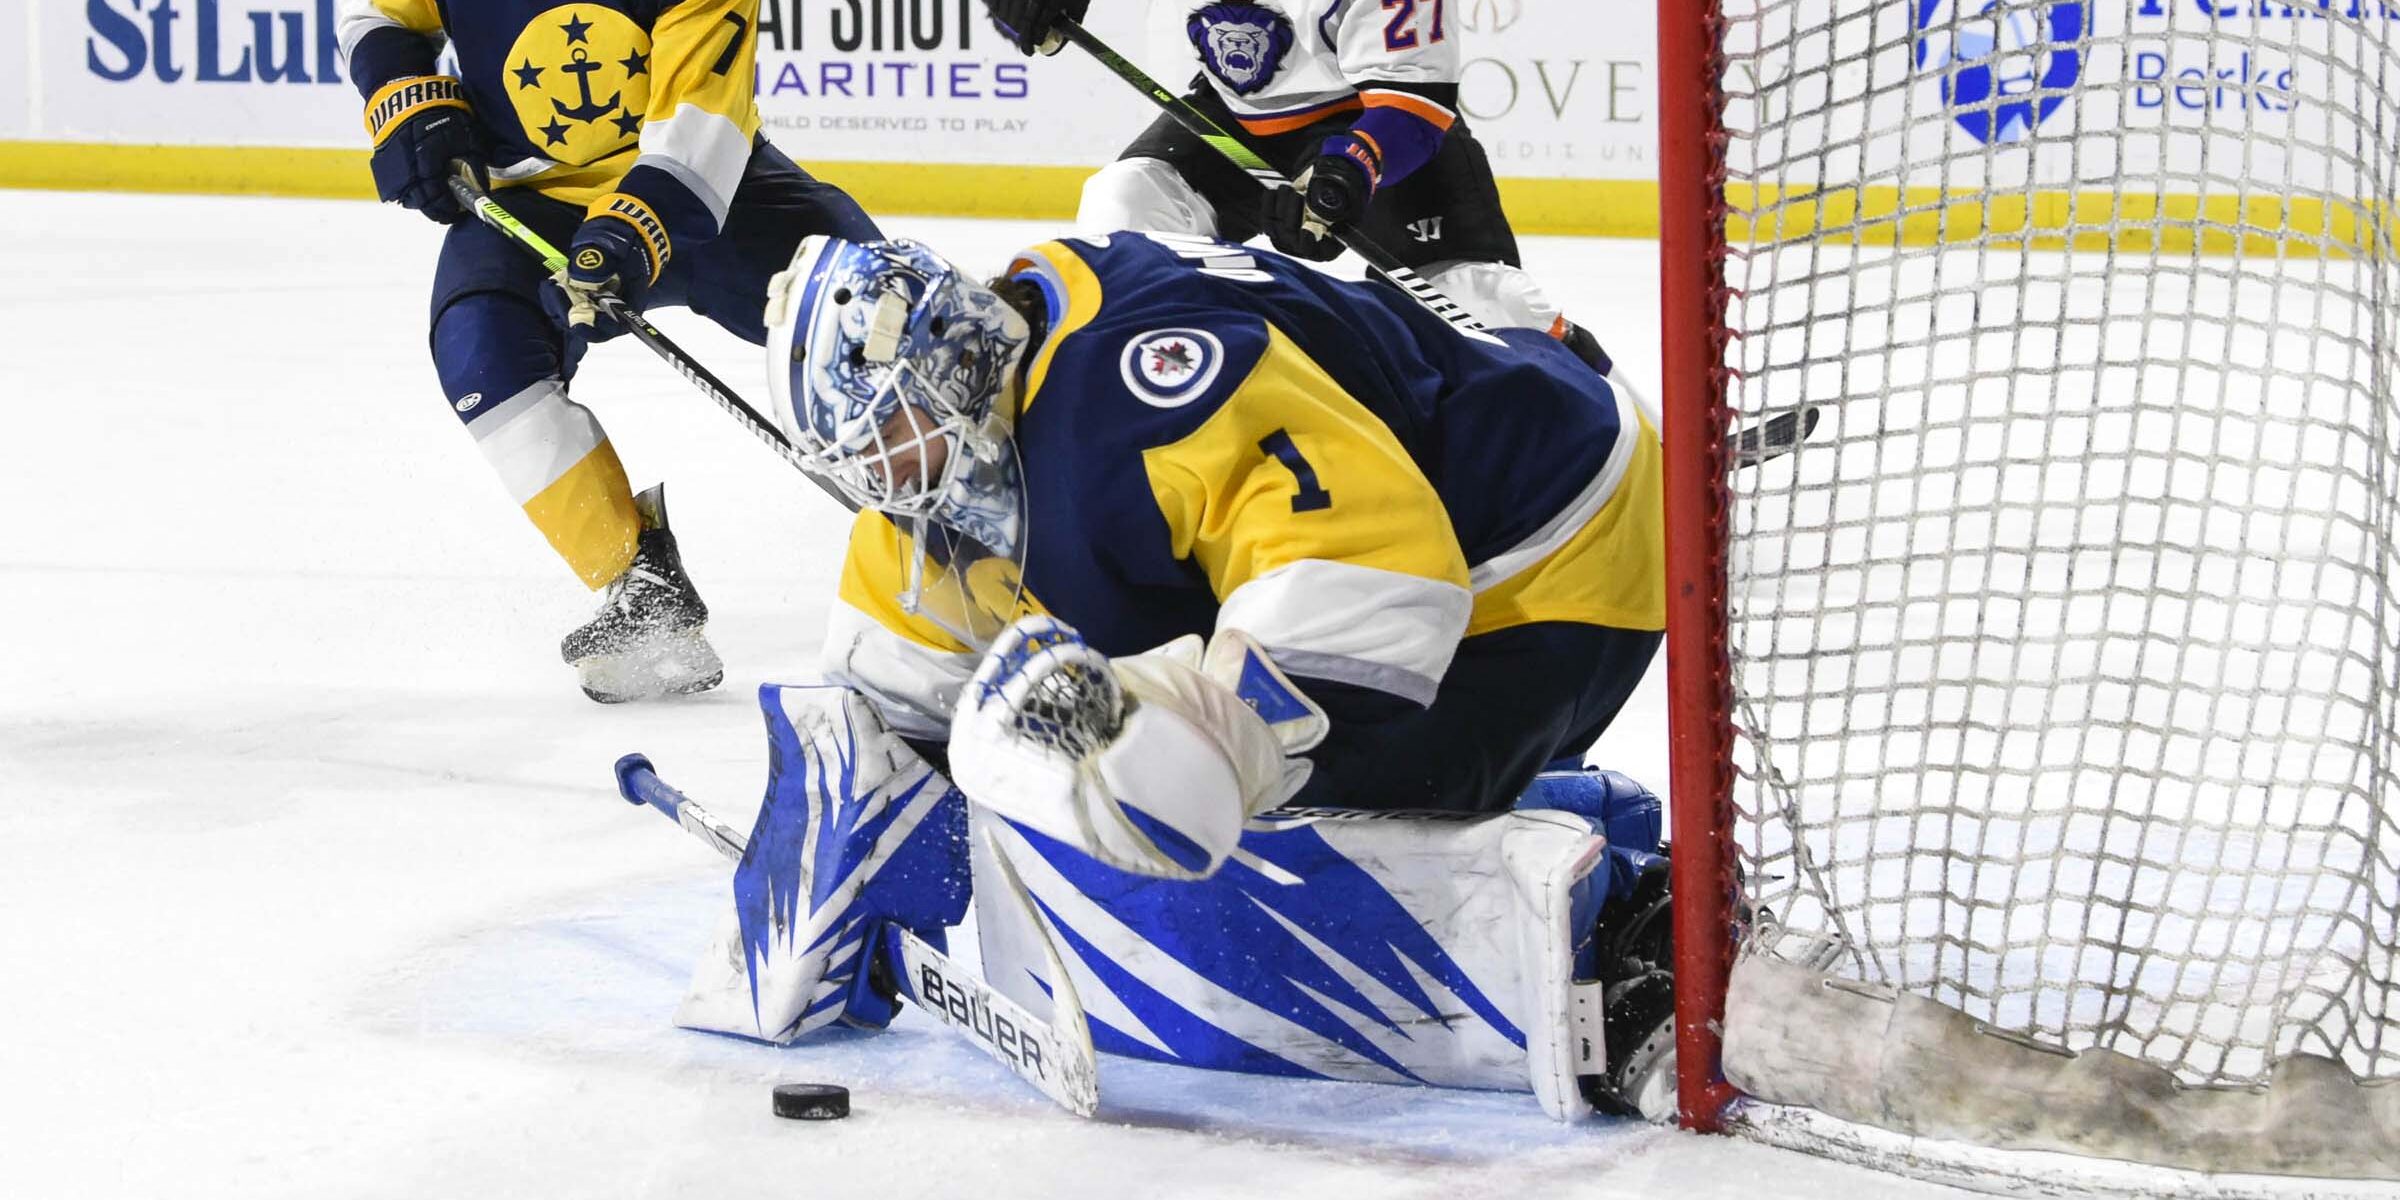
[1453,0,1655,183]
[5,1,1634,231]
[1738,0,2387,196]
[749,0,1157,167]
[49,0,362,144]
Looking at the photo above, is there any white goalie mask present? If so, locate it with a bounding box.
[765,237,1036,646]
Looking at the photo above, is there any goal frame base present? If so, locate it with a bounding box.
[1730,1102,2398,1200]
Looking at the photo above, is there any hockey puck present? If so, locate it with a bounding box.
[771,1083,850,1121]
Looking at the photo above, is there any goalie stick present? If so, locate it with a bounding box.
[444,166,862,516]
[611,753,1102,1117]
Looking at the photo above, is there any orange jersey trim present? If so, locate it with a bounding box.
[1235,97,1365,137]
[1360,89,1458,132]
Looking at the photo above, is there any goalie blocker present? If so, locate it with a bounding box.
[670,678,1677,1120]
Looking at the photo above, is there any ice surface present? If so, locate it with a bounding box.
[0,191,1964,1199]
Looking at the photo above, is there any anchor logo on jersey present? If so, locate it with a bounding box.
[505,4,653,166]
[1187,4,1295,97]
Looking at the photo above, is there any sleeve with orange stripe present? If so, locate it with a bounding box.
[1323,1,1463,192]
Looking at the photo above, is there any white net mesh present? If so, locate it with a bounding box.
[1713,0,2400,1124]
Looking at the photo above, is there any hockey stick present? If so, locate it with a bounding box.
[1052,18,1494,339]
[444,167,861,515]
[612,753,1102,1117]
[1050,23,1819,469]
[1730,405,1821,470]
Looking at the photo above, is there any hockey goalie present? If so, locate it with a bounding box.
[663,230,1676,1120]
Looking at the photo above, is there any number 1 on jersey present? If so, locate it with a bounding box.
[1259,430,1333,513]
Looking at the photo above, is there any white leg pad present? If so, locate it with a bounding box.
[970,804,1611,1120]
[1077,156,1222,238]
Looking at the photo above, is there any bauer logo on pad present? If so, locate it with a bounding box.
[1121,329,1224,408]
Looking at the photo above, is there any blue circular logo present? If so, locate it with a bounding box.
[1915,1,2084,145]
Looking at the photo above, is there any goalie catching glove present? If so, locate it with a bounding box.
[949,617,1326,880]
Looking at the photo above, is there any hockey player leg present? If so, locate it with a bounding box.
[556,483,724,703]
[678,142,884,346]
[431,281,723,702]
[675,683,972,1043]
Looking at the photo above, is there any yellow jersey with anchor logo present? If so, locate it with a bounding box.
[339,0,763,242]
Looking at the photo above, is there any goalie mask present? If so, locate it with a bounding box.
[766,237,1035,646]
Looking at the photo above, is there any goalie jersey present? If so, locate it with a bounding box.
[829,232,1663,745]
[337,0,762,246]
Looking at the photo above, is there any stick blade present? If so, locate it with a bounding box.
[1727,404,1823,469]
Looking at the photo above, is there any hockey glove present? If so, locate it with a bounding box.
[364,75,484,225]
[545,193,672,341]
[983,0,1089,55]
[948,618,1317,880]
[1261,144,1375,263]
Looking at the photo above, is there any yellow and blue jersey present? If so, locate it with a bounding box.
[827,232,1661,740]
[339,0,763,245]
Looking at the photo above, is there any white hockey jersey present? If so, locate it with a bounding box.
[1183,0,1460,135]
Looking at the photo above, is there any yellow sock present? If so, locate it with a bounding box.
[469,380,641,588]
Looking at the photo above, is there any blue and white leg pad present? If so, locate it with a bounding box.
[675,683,971,1043]
[969,795,1633,1120]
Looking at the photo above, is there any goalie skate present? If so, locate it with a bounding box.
[560,484,723,704]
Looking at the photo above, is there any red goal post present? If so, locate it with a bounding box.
[1656,0,2398,1192]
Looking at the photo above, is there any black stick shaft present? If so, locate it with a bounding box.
[1052,19,1495,340]
[443,169,859,514]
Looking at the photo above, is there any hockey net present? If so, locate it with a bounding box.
[1657,1,2400,1192]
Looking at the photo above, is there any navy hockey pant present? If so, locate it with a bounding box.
[1292,621,1664,814]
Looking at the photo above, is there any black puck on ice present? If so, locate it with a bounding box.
[771,1083,850,1121]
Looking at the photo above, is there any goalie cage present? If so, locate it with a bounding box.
[1656,1,2399,1196]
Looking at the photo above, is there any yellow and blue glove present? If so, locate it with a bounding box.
[545,193,673,342]
[363,75,484,225]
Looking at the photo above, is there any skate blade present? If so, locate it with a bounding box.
[574,629,725,704]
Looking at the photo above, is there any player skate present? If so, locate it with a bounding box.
[559,484,723,704]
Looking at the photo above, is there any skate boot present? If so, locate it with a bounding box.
[1581,852,1678,1121]
[561,484,724,704]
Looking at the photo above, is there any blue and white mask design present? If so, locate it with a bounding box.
[765,236,1035,644]
[1187,4,1294,96]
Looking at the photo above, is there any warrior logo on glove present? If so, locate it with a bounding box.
[503,4,653,165]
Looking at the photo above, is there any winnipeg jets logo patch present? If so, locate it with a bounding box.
[1187,4,1295,96]
[1121,329,1225,408]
